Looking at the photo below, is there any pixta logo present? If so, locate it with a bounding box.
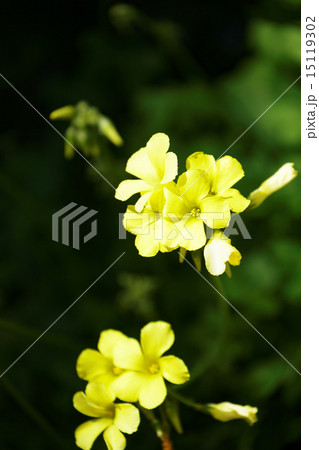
[52,202,98,250]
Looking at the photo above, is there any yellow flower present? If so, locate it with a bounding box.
[122,187,178,257]
[248,162,297,209]
[204,231,241,276]
[76,330,128,396]
[164,170,231,251]
[112,321,190,409]
[186,152,250,213]
[115,133,178,211]
[207,402,258,425]
[74,382,140,450]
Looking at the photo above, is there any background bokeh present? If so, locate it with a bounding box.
[0,0,300,449]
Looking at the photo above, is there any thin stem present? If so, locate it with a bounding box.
[139,405,174,449]
[159,403,170,433]
[213,276,230,358]
[168,389,202,411]
[161,434,174,450]
[187,275,230,383]
[138,406,165,440]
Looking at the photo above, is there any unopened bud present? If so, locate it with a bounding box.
[248,163,297,209]
[99,117,123,146]
[50,105,75,121]
[206,402,258,426]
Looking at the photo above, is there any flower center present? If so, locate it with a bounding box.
[191,207,201,218]
[113,366,124,376]
[148,363,160,374]
[106,408,115,418]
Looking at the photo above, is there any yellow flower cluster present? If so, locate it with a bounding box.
[74,321,190,450]
[116,133,297,276]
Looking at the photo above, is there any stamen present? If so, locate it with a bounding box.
[107,409,114,418]
[113,366,124,375]
[191,207,201,218]
[148,363,160,374]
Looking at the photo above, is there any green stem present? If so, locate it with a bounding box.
[139,405,174,449]
[186,275,230,383]
[213,276,230,358]
[1,377,69,449]
[168,389,202,411]
[159,403,170,435]
[138,406,165,440]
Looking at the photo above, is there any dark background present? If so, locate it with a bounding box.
[0,0,300,449]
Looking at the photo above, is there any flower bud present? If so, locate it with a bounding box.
[248,163,297,209]
[50,105,75,121]
[206,402,258,425]
[99,117,123,146]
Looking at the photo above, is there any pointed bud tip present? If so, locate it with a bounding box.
[50,105,75,121]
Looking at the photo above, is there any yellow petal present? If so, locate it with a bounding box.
[159,242,176,253]
[149,188,167,212]
[146,132,170,170]
[135,230,160,257]
[157,215,179,247]
[161,217,182,251]
[228,248,241,266]
[73,392,107,418]
[207,402,258,425]
[248,162,297,209]
[204,231,241,276]
[139,374,167,409]
[135,191,153,212]
[161,152,178,184]
[200,196,231,229]
[180,217,206,251]
[124,204,175,256]
[164,209,205,250]
[75,419,111,450]
[115,179,151,201]
[113,338,146,371]
[76,349,112,382]
[213,156,244,194]
[123,206,154,236]
[103,425,126,450]
[86,383,116,407]
[114,404,140,434]
[126,147,158,183]
[113,371,146,403]
[177,169,210,204]
[141,321,175,359]
[164,190,189,219]
[160,355,190,384]
[98,330,128,358]
[220,188,250,213]
[186,152,215,171]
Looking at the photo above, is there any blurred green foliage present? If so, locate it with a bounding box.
[0,1,300,449]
